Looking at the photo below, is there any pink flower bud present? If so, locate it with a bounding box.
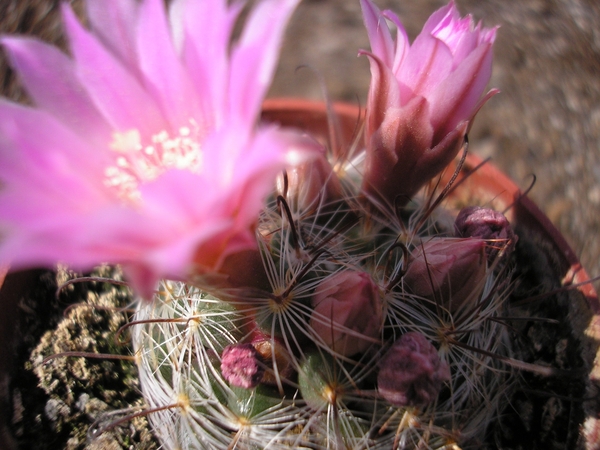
[454,206,516,260]
[221,344,265,389]
[359,0,497,208]
[403,238,487,310]
[378,332,450,407]
[310,270,382,356]
[276,146,343,214]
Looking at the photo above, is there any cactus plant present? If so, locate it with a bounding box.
[130,113,517,448]
[125,2,516,447]
[1,0,596,449]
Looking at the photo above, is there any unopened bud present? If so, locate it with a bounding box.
[403,238,487,310]
[276,148,342,214]
[310,270,382,356]
[454,206,516,260]
[378,332,450,407]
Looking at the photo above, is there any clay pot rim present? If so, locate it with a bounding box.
[262,97,599,314]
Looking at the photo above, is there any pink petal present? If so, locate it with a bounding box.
[137,170,215,223]
[427,42,493,140]
[0,100,110,206]
[397,29,454,99]
[229,0,300,127]
[62,4,166,136]
[122,265,160,300]
[382,9,410,75]
[86,0,140,75]
[1,37,112,147]
[172,0,242,129]
[229,127,305,220]
[0,214,103,270]
[135,0,202,130]
[421,1,457,35]
[360,0,395,68]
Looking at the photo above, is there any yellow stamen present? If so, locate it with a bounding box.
[104,120,203,201]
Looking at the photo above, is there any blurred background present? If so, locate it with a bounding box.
[2,0,599,279]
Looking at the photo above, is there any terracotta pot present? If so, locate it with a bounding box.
[262,97,600,447]
[0,98,598,448]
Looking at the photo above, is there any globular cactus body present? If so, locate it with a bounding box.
[132,144,516,448]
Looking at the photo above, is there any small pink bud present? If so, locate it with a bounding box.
[276,148,343,214]
[403,238,487,310]
[221,344,265,389]
[310,270,382,356]
[454,206,516,259]
[378,332,450,407]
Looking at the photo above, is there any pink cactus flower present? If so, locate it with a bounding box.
[403,238,487,310]
[359,0,497,209]
[0,0,308,298]
[378,332,450,407]
[310,270,382,356]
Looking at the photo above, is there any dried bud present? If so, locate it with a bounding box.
[454,206,516,259]
[403,238,487,310]
[310,270,382,356]
[221,344,264,389]
[251,333,294,385]
[378,332,450,407]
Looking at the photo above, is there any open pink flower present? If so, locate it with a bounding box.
[0,0,306,298]
[359,0,497,209]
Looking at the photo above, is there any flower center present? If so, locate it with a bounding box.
[104,121,202,201]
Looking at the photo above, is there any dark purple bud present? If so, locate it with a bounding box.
[378,332,450,407]
[454,206,516,259]
[221,344,265,389]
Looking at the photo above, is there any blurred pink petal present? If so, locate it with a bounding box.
[85,0,139,73]
[0,0,306,299]
[1,38,112,146]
